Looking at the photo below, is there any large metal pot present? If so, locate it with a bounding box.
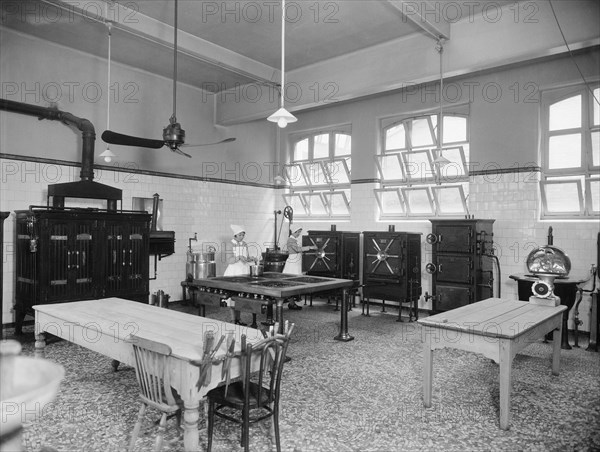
[186,247,216,281]
[262,251,289,273]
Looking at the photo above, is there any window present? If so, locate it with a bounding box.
[283,129,351,218]
[376,111,470,217]
[540,84,600,218]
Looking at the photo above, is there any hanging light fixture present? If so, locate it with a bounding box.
[433,38,450,175]
[267,0,297,128]
[99,19,116,163]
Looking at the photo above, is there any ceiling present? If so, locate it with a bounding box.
[1,0,513,92]
[2,0,599,125]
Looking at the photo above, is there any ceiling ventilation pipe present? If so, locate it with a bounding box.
[0,98,122,210]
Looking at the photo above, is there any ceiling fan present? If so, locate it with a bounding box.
[101,0,235,158]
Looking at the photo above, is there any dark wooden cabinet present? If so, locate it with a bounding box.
[427,219,495,312]
[14,208,151,333]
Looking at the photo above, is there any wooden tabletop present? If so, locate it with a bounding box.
[418,297,566,340]
[33,298,264,362]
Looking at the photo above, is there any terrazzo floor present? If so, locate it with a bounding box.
[6,299,600,452]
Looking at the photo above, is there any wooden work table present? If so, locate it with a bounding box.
[34,298,265,452]
[418,297,566,430]
[184,272,355,341]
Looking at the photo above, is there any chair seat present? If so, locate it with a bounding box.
[207,381,273,408]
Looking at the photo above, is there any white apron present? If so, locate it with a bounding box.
[282,236,303,274]
[224,240,250,276]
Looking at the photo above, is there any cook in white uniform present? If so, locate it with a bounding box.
[223,224,256,324]
[282,225,316,310]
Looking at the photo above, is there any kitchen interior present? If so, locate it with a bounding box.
[0,1,599,451]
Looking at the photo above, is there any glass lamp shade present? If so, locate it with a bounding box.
[526,245,571,277]
[267,107,297,128]
[99,148,116,163]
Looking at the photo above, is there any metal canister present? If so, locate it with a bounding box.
[186,246,216,281]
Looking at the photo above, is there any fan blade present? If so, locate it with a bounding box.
[181,137,236,147]
[172,147,192,158]
[101,130,165,149]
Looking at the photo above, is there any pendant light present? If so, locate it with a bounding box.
[99,20,116,163]
[267,0,297,128]
[433,38,450,175]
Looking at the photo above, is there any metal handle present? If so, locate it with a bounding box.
[123,249,126,266]
[75,250,79,269]
[67,250,71,269]
[425,263,437,274]
[129,249,133,266]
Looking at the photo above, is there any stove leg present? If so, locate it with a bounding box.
[362,297,371,317]
[381,300,386,313]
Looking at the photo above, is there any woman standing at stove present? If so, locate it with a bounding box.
[283,225,316,310]
[224,224,256,324]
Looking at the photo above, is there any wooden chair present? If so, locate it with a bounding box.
[206,327,293,452]
[127,336,181,452]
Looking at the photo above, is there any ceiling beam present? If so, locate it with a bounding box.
[388,0,450,41]
[53,0,278,84]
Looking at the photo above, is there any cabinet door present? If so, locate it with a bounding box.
[103,219,148,297]
[46,218,95,301]
[125,220,149,294]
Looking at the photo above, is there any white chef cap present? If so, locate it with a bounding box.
[291,224,303,234]
[230,224,245,235]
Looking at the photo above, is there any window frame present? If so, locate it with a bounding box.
[540,83,600,219]
[284,127,352,219]
[377,110,470,218]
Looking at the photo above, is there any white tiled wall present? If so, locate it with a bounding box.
[2,158,598,332]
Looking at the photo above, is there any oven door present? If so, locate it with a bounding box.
[363,233,404,278]
[302,234,339,275]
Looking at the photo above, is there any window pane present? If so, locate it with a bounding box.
[313,134,329,159]
[403,188,434,214]
[376,154,403,180]
[303,193,328,215]
[592,131,599,167]
[411,118,435,147]
[543,181,582,213]
[403,151,434,182]
[549,95,581,131]
[294,139,309,160]
[590,180,600,212]
[334,134,351,156]
[433,186,467,214]
[375,189,405,214]
[548,134,581,169]
[283,193,307,215]
[326,191,350,215]
[385,124,405,150]
[437,147,467,179]
[303,162,329,185]
[443,116,467,143]
[325,159,350,184]
[594,88,599,126]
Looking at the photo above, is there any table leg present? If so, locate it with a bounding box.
[182,400,201,452]
[335,289,354,342]
[423,336,433,408]
[499,338,514,430]
[552,318,563,375]
[560,310,571,350]
[276,299,284,334]
[34,331,46,359]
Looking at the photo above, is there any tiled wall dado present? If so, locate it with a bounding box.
[1,158,598,332]
[0,158,277,325]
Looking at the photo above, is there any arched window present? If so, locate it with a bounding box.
[283,128,352,218]
[540,84,600,218]
[375,111,470,218]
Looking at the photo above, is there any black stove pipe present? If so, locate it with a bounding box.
[1,98,122,210]
[0,98,95,182]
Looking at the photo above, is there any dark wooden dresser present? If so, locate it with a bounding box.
[426,219,495,312]
[13,207,151,334]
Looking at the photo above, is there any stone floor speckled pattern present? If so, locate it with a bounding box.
[7,299,600,452]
